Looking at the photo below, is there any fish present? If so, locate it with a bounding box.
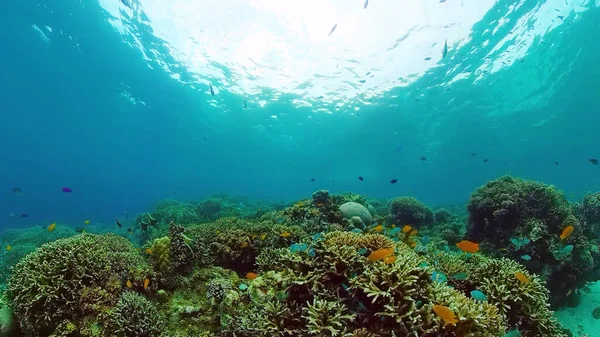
[358,79,366,84]
[409,229,418,236]
[143,278,150,290]
[590,158,599,165]
[12,188,23,196]
[290,243,308,252]
[383,255,396,264]
[310,178,316,182]
[432,304,457,325]
[358,176,364,181]
[483,159,489,163]
[470,290,487,301]
[244,98,247,109]
[554,161,559,165]
[502,330,522,337]
[127,228,133,234]
[373,224,383,232]
[6,244,11,251]
[328,24,338,37]
[452,272,467,280]
[260,233,267,240]
[126,280,133,288]
[145,248,153,255]
[62,187,72,193]
[8,213,16,217]
[471,152,477,156]
[364,0,369,9]
[431,271,448,283]
[424,57,431,60]
[115,217,123,228]
[84,220,90,224]
[148,214,158,226]
[560,225,574,240]
[515,272,529,284]
[280,232,291,237]
[420,157,427,161]
[120,0,133,9]
[390,179,398,184]
[367,248,394,261]
[351,228,363,234]
[48,223,56,232]
[388,227,401,236]
[246,272,258,280]
[209,83,215,96]
[456,240,479,253]
[20,214,28,218]
[402,225,412,233]
[442,39,448,59]
[562,245,574,254]
[521,254,532,261]
[312,233,323,240]
[357,248,368,255]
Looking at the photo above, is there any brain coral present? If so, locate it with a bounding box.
[8,233,153,336]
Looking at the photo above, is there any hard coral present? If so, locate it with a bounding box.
[108,291,164,337]
[389,196,434,227]
[8,234,153,336]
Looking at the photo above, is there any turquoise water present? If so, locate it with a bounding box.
[1,0,600,226]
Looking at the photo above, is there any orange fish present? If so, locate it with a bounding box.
[409,229,418,236]
[402,225,412,233]
[373,224,383,232]
[560,225,574,240]
[367,248,394,261]
[515,272,529,284]
[280,232,291,237]
[456,240,479,253]
[143,278,150,289]
[433,305,458,325]
[409,242,417,248]
[317,203,325,207]
[240,242,249,248]
[246,272,258,280]
[145,248,153,255]
[126,280,133,288]
[383,255,396,264]
[48,223,56,232]
[391,224,396,228]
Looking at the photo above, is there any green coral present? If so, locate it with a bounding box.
[150,236,171,271]
[389,196,434,227]
[107,291,164,337]
[8,234,153,336]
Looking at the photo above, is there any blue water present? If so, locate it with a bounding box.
[1,0,599,229]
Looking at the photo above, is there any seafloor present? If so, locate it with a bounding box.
[1,174,600,337]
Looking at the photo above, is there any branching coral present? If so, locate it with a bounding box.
[108,291,164,337]
[8,234,153,336]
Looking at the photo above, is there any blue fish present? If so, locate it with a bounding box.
[452,272,468,280]
[358,248,368,255]
[351,228,363,234]
[431,271,447,283]
[442,39,448,58]
[308,248,316,257]
[470,290,488,301]
[209,83,215,96]
[328,24,338,37]
[312,232,323,241]
[290,243,308,253]
[421,236,430,245]
[395,145,403,152]
[502,330,521,337]
[562,245,574,254]
[388,227,401,236]
[521,255,531,261]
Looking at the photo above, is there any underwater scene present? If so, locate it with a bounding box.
[2,0,600,336]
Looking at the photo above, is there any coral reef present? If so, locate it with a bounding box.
[389,196,434,227]
[8,233,153,336]
[108,291,164,337]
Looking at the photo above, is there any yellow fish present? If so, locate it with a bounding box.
[84,220,90,224]
[560,225,574,240]
[145,248,153,255]
[280,232,291,237]
[126,280,133,288]
[260,233,267,240]
[6,244,11,251]
[515,272,530,284]
[373,224,383,232]
[402,225,412,233]
[433,304,458,326]
[383,255,396,264]
[48,223,56,232]
[368,248,394,261]
[143,278,150,290]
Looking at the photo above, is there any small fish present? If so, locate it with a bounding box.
[590,158,599,165]
[560,225,574,240]
[244,98,247,109]
[357,248,368,255]
[424,57,432,60]
[8,213,16,217]
[143,278,150,290]
[470,290,487,301]
[126,280,133,288]
[431,271,448,283]
[12,188,23,196]
[84,220,90,224]
[120,0,133,9]
[364,0,369,9]
[290,243,308,252]
[562,245,574,254]
[328,24,338,37]
[310,178,316,182]
[280,232,291,237]
[373,224,383,232]
[209,83,215,96]
[420,156,427,161]
[409,229,418,236]
[127,228,133,234]
[246,272,258,280]
[452,272,467,280]
[115,217,123,228]
[48,223,56,232]
[432,304,457,325]
[483,159,489,163]
[145,248,153,255]
[521,254,531,261]
[402,225,412,233]
[260,233,267,240]
[62,187,72,193]
[554,161,559,165]
[442,39,448,59]
[351,228,363,234]
[515,272,529,284]
[388,227,401,236]
[383,255,396,264]
[6,244,11,251]
[312,233,323,241]
[390,179,398,184]
[367,248,394,261]
[502,330,522,337]
[456,240,479,253]
[471,152,477,156]
[20,214,29,218]
[147,214,158,226]
[358,176,364,181]
[358,79,366,84]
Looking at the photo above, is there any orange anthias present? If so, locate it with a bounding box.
[515,272,530,284]
[143,278,150,290]
[560,225,574,240]
[433,304,458,325]
[456,240,479,253]
[367,248,394,261]
[402,225,412,233]
[246,272,258,280]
